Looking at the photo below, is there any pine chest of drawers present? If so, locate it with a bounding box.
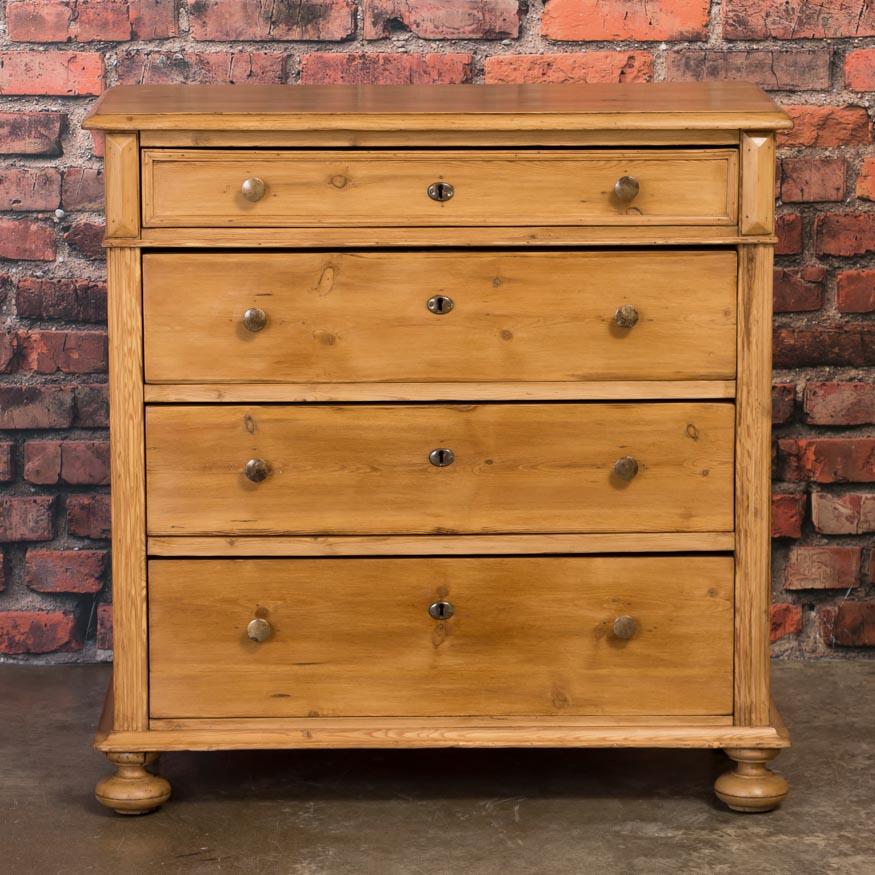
[85,82,792,815]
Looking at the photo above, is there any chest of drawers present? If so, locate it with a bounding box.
[85,82,791,815]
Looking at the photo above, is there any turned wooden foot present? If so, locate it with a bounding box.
[714,748,789,813]
[95,752,171,815]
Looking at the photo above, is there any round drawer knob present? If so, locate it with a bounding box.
[427,182,454,202]
[614,175,640,202]
[612,615,637,640]
[428,601,455,620]
[247,617,272,642]
[612,456,639,481]
[614,304,639,329]
[429,448,455,467]
[242,307,267,333]
[426,294,454,315]
[241,176,266,202]
[244,458,271,483]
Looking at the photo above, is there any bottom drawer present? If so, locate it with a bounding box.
[148,556,733,719]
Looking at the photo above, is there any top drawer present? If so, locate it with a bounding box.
[141,149,738,229]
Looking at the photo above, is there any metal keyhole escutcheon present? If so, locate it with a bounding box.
[429,601,455,620]
[427,182,454,202]
[427,295,454,315]
[429,448,455,467]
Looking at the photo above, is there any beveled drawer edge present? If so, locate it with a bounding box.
[146,532,735,557]
[143,380,737,403]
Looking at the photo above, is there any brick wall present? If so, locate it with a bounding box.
[0,0,873,661]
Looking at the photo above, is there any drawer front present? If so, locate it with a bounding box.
[148,556,734,718]
[142,149,738,228]
[143,250,737,384]
[145,402,734,536]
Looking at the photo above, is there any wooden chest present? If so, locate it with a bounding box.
[85,82,791,815]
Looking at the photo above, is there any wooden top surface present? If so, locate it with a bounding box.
[84,82,791,132]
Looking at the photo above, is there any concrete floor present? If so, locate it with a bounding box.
[0,663,872,874]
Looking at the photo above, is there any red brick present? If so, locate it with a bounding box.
[0,496,54,542]
[14,277,106,322]
[485,52,653,84]
[777,438,875,484]
[191,0,355,40]
[73,384,109,428]
[772,382,796,424]
[665,48,830,91]
[857,156,875,202]
[815,213,875,258]
[773,266,824,313]
[0,443,13,482]
[542,0,708,40]
[302,52,473,85]
[365,0,518,39]
[61,168,104,211]
[63,220,105,261]
[780,158,845,203]
[821,601,875,647]
[7,0,176,41]
[770,603,802,643]
[0,332,16,372]
[24,440,109,486]
[19,330,108,374]
[774,325,875,368]
[0,51,104,96]
[836,270,875,314]
[845,48,875,91]
[130,0,178,37]
[0,611,80,654]
[0,219,56,261]
[0,552,5,590]
[778,106,871,148]
[96,603,113,650]
[26,549,106,594]
[811,492,875,535]
[771,492,806,539]
[0,386,74,429]
[0,112,63,156]
[725,0,875,38]
[775,213,802,255]
[66,494,110,539]
[116,50,285,85]
[91,132,105,159]
[0,167,61,212]
[784,545,861,590]
[804,382,875,426]
[6,0,73,41]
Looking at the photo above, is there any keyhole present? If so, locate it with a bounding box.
[429,601,454,620]
[429,448,455,467]
[426,294,454,315]
[427,182,455,202]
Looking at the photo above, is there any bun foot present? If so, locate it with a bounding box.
[715,747,788,813]
[95,752,171,815]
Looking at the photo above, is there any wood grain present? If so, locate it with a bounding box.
[734,244,773,727]
[145,402,736,536]
[83,82,792,132]
[146,532,736,557]
[143,251,737,384]
[104,133,139,238]
[148,556,734,718]
[107,247,148,731]
[141,149,738,228]
[740,133,776,235]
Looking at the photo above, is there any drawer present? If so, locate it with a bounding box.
[148,555,734,718]
[145,402,734,536]
[141,149,738,228]
[143,250,737,384]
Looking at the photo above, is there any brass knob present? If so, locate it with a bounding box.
[428,601,455,620]
[242,307,267,332]
[614,175,640,202]
[241,176,266,202]
[244,458,271,483]
[427,182,454,202]
[614,304,639,329]
[426,294,454,315]
[429,448,455,467]
[612,615,637,640]
[247,617,272,642]
[612,456,639,481]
